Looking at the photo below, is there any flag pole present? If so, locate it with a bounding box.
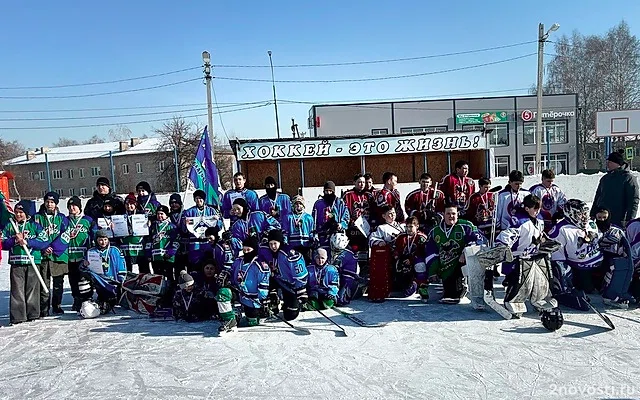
[9,218,49,294]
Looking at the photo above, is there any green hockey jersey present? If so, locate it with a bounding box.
[1,219,50,265]
[149,220,179,263]
[34,211,70,263]
[119,213,147,257]
[425,219,483,279]
[65,215,94,262]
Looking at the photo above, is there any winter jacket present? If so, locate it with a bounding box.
[34,209,70,263]
[84,191,125,221]
[590,165,639,227]
[1,219,50,265]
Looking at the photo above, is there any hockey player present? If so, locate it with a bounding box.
[258,176,291,225]
[625,216,640,301]
[424,203,484,304]
[120,193,150,274]
[496,170,530,231]
[465,177,496,238]
[194,261,219,320]
[216,236,270,332]
[371,172,405,229]
[304,248,340,311]
[94,198,122,247]
[342,174,373,272]
[404,173,445,233]
[168,193,186,280]
[549,199,602,310]
[182,190,224,270]
[204,227,240,274]
[312,181,350,251]
[393,216,428,298]
[135,181,161,222]
[148,206,180,287]
[282,195,315,264]
[330,232,361,306]
[65,196,94,311]
[258,230,308,321]
[35,192,70,316]
[221,172,260,224]
[528,169,566,231]
[1,200,50,324]
[364,173,376,194]
[230,197,281,243]
[369,206,405,247]
[172,270,206,322]
[440,160,475,215]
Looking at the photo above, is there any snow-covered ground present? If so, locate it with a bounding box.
[1,172,640,399]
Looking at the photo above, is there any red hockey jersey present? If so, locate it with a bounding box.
[393,232,428,263]
[440,174,475,213]
[341,189,373,224]
[404,188,445,218]
[465,191,495,230]
[372,188,405,227]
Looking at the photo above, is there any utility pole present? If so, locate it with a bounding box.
[202,51,215,158]
[535,22,560,174]
[268,50,281,139]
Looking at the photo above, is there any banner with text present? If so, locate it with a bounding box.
[237,132,487,161]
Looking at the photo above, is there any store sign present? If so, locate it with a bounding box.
[456,111,508,124]
[237,132,487,161]
[521,109,575,121]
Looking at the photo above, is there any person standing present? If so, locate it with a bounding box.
[496,170,530,231]
[221,172,260,224]
[440,160,476,216]
[529,169,567,231]
[404,173,445,233]
[371,172,404,228]
[65,196,94,311]
[258,176,291,225]
[590,151,639,228]
[83,177,124,221]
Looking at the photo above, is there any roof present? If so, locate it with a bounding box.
[4,137,171,166]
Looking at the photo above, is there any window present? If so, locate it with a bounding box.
[80,187,87,196]
[136,163,143,173]
[79,168,85,178]
[400,126,447,134]
[39,171,45,180]
[29,172,35,181]
[69,188,75,196]
[587,150,599,160]
[463,123,508,146]
[635,148,640,157]
[41,190,48,198]
[122,164,129,175]
[52,169,63,180]
[55,188,64,196]
[371,128,388,136]
[494,156,510,177]
[158,160,166,172]
[523,120,568,145]
[68,169,74,179]
[523,153,569,175]
[91,167,100,177]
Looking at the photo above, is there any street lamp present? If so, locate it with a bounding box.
[202,50,215,157]
[535,22,560,174]
[268,50,281,139]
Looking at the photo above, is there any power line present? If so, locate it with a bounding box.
[213,41,537,68]
[214,54,536,83]
[0,78,200,99]
[0,107,208,122]
[0,66,201,90]
[211,82,231,142]
[0,103,270,130]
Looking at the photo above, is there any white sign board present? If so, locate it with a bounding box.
[596,109,640,137]
[237,132,487,161]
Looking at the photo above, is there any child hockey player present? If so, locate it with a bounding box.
[342,174,373,275]
[216,236,270,333]
[168,193,186,281]
[258,230,308,321]
[465,177,496,238]
[149,206,180,286]
[204,227,240,273]
[230,197,281,243]
[259,176,291,225]
[369,206,405,247]
[35,192,70,316]
[221,172,260,224]
[120,193,149,273]
[626,217,640,301]
[528,170,566,231]
[404,173,444,233]
[424,203,484,304]
[548,199,602,310]
[194,261,219,320]
[1,200,49,324]
[440,161,475,216]
[312,181,350,250]
[282,195,315,264]
[393,216,428,298]
[304,248,340,311]
[330,232,361,306]
[66,196,94,311]
[182,190,224,270]
[371,172,404,228]
[135,181,161,221]
[496,170,530,231]
[172,270,205,322]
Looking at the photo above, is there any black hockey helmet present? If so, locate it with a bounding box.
[541,308,564,331]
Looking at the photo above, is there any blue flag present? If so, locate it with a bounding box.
[188,126,222,208]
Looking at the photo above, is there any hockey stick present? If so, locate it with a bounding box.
[10,219,49,294]
[331,306,389,328]
[268,309,311,335]
[583,297,615,330]
[307,303,348,337]
[488,185,502,247]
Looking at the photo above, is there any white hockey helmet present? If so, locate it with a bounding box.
[80,300,100,319]
[330,232,349,251]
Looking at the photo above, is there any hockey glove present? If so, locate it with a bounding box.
[538,239,562,255]
[221,230,233,242]
[216,270,231,288]
[295,287,308,305]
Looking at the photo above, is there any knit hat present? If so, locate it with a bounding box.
[156,205,170,216]
[96,177,111,188]
[264,176,277,187]
[324,181,336,191]
[242,235,259,251]
[193,190,206,200]
[103,198,114,209]
[292,195,305,205]
[43,191,60,205]
[124,192,137,205]
[233,197,248,210]
[136,181,151,193]
[607,151,625,166]
[67,196,82,210]
[95,229,110,239]
[267,229,284,244]
[15,200,33,216]
[169,193,182,205]
[178,270,195,289]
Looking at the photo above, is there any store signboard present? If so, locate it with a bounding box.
[455,111,508,125]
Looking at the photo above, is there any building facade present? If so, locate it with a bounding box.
[3,138,176,199]
[308,93,579,176]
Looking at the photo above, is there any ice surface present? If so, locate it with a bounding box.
[1,173,640,399]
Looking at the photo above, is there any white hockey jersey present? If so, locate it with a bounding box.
[528,183,566,222]
[495,188,531,231]
[625,218,640,264]
[496,209,545,259]
[548,219,603,269]
[369,222,405,247]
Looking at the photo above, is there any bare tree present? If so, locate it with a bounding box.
[543,21,640,168]
[82,134,106,144]
[0,139,25,164]
[52,137,80,147]
[108,125,132,141]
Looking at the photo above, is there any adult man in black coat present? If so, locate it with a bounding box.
[591,152,639,228]
[83,177,125,220]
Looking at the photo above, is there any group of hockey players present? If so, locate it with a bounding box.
[2,149,640,333]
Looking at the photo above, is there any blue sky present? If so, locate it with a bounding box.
[0,0,638,148]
